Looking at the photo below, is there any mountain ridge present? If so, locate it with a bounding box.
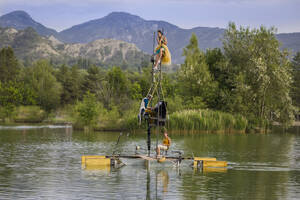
[58,11,227,63]
[0,27,149,68]
[1,10,300,63]
[0,10,58,37]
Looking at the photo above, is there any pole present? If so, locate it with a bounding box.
[112,132,123,155]
[146,161,151,200]
[147,122,151,156]
[156,62,161,157]
[152,32,155,83]
[147,32,156,157]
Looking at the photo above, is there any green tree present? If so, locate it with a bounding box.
[205,48,231,110]
[178,33,217,109]
[0,81,23,121]
[77,57,93,69]
[25,60,62,112]
[56,64,72,105]
[291,52,300,109]
[107,66,127,96]
[0,47,19,83]
[70,65,84,101]
[137,65,152,97]
[130,82,142,100]
[56,64,83,105]
[162,72,177,99]
[106,67,131,115]
[74,92,101,128]
[82,65,103,95]
[223,23,294,126]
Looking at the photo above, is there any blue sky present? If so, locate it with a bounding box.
[0,0,299,33]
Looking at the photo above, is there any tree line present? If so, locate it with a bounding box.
[0,23,299,129]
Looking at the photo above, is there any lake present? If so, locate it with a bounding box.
[0,125,299,199]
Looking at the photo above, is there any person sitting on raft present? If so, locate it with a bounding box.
[153,30,171,71]
[156,128,171,156]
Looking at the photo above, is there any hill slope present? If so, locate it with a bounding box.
[0,27,149,68]
[0,10,58,37]
[59,12,300,62]
[276,32,300,53]
[1,11,300,63]
[59,12,224,63]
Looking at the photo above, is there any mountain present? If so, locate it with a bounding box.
[276,32,300,53]
[0,10,58,37]
[59,12,224,63]
[1,11,300,64]
[0,27,149,68]
[59,12,300,62]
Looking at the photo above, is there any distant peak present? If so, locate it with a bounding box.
[105,12,142,20]
[2,10,31,19]
[107,11,133,16]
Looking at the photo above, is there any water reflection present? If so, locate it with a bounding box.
[0,128,299,199]
[145,160,173,200]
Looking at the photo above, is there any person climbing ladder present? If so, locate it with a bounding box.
[153,30,171,71]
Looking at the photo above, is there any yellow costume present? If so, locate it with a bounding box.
[155,43,171,66]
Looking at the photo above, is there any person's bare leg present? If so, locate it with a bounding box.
[154,50,162,69]
[156,147,160,156]
[154,54,159,68]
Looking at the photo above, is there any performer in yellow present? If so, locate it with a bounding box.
[156,128,171,156]
[154,30,171,71]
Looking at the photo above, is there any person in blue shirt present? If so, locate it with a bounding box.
[138,94,152,124]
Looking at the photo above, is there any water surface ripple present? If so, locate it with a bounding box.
[0,126,299,199]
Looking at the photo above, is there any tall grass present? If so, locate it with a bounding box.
[169,109,248,133]
[14,106,46,123]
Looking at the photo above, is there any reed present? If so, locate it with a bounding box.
[14,106,46,123]
[169,109,248,133]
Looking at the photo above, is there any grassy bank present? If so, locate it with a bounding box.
[124,109,248,133]
[168,109,248,133]
[1,106,248,133]
[0,106,46,124]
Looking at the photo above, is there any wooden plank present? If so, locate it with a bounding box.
[106,155,191,160]
[137,155,157,161]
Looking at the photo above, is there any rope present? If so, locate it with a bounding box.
[146,83,153,97]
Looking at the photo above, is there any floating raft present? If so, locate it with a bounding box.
[81,155,228,170]
[81,155,111,170]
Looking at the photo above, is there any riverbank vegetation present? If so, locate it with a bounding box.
[0,23,299,132]
[169,110,248,133]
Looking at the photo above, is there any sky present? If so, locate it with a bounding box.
[0,0,300,33]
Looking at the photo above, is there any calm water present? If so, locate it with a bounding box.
[0,126,299,200]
